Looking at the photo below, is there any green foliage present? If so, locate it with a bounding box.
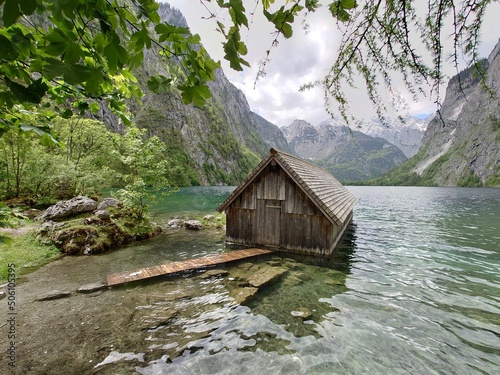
[0,0,219,138]
[112,127,176,217]
[485,172,500,187]
[0,231,60,282]
[0,116,181,216]
[457,172,484,187]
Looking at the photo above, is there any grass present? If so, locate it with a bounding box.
[0,229,60,283]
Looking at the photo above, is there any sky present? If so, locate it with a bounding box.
[166,1,499,128]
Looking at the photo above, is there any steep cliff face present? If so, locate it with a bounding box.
[355,116,429,158]
[283,119,407,181]
[99,3,289,186]
[410,39,500,186]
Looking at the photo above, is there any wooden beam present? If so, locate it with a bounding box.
[106,248,273,286]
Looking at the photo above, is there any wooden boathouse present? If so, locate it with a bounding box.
[217,148,356,256]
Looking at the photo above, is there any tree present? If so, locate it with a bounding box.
[201,0,496,121]
[0,0,219,136]
[0,0,495,135]
[113,127,175,217]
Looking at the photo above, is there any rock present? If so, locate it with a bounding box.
[76,282,108,294]
[200,269,229,279]
[247,266,287,288]
[296,272,313,282]
[291,307,313,320]
[35,290,72,301]
[24,208,42,219]
[36,196,97,221]
[203,214,215,221]
[184,220,202,230]
[167,219,182,228]
[283,274,302,287]
[94,210,111,220]
[229,287,258,305]
[97,198,119,210]
[238,262,254,269]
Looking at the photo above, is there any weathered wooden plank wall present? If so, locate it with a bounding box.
[224,163,348,255]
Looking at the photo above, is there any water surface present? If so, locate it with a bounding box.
[11,186,500,374]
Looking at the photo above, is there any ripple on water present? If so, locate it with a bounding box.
[86,187,500,374]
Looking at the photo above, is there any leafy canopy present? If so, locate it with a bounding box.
[0,0,219,136]
[0,0,496,135]
[205,0,495,121]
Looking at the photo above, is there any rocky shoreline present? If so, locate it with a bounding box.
[34,196,163,255]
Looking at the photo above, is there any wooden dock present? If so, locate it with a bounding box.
[106,248,273,286]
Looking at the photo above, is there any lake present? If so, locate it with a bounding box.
[6,186,500,374]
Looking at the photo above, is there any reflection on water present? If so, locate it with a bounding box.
[12,186,500,374]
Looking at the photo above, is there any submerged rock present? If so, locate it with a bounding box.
[37,196,97,221]
[247,266,287,288]
[76,282,108,294]
[200,269,229,279]
[230,287,258,305]
[291,307,313,320]
[35,290,72,301]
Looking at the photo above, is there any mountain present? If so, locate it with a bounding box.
[98,3,289,186]
[352,115,430,158]
[372,39,500,186]
[282,119,407,181]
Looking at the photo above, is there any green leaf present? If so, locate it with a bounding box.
[19,0,37,15]
[19,123,59,146]
[6,78,48,104]
[0,35,16,60]
[61,109,73,119]
[341,0,357,10]
[228,0,248,27]
[180,83,211,107]
[104,42,129,72]
[3,0,20,27]
[147,75,172,94]
[43,58,92,85]
[84,68,104,95]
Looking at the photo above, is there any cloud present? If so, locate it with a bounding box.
[165,0,500,127]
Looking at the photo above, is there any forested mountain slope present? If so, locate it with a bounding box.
[282,120,407,181]
[100,3,289,185]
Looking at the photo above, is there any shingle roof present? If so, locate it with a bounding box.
[218,148,356,225]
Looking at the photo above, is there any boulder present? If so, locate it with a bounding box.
[76,282,108,294]
[35,290,72,301]
[166,219,182,228]
[247,266,287,288]
[97,198,119,211]
[37,196,97,221]
[229,287,258,305]
[94,210,111,220]
[184,220,202,230]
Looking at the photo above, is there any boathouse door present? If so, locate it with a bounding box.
[256,199,281,248]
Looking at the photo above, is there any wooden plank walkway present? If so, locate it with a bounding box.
[106,248,273,286]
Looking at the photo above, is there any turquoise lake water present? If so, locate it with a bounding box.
[113,185,500,374]
[15,186,499,374]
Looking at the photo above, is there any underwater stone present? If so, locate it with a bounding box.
[247,266,287,288]
[35,290,72,301]
[77,282,108,294]
[230,287,258,305]
[200,269,229,279]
